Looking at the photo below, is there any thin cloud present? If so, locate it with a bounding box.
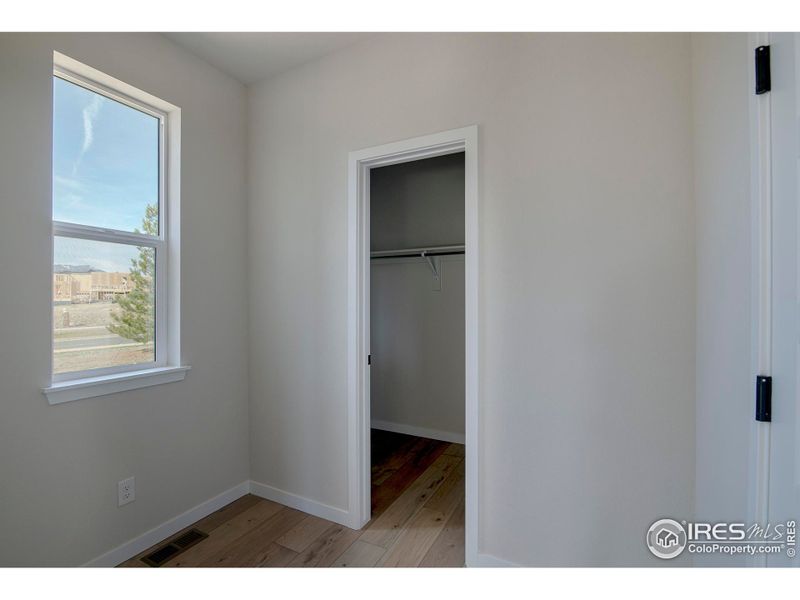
[54,174,85,190]
[72,95,103,175]
[63,194,89,210]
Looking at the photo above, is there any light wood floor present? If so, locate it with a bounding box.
[119,430,465,567]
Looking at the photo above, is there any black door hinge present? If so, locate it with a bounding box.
[755,45,771,95]
[756,375,772,422]
[367,354,371,366]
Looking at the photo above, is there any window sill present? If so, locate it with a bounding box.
[42,366,191,405]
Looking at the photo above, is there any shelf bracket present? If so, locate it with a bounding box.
[421,251,441,291]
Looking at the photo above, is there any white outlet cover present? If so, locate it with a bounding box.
[118,476,135,507]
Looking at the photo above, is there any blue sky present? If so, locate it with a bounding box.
[53,76,158,272]
[53,236,140,275]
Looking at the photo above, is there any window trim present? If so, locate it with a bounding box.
[44,53,185,404]
[44,366,191,405]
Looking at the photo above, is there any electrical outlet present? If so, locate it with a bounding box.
[118,476,135,507]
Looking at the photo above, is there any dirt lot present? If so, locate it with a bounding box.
[54,302,119,329]
[53,346,153,374]
[53,301,153,374]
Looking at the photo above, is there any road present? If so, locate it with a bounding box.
[54,326,140,353]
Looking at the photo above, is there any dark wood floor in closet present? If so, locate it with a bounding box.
[119,429,465,567]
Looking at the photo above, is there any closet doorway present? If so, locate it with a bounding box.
[347,126,479,566]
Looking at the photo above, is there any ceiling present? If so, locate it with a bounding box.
[163,33,372,85]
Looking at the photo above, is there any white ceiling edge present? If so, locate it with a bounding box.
[162,32,373,85]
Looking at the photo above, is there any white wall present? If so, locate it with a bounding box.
[247,33,696,566]
[691,33,754,567]
[0,33,250,566]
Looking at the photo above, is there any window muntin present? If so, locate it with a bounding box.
[52,70,167,381]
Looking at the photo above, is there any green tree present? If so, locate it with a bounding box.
[108,204,157,344]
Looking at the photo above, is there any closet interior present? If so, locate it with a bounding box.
[368,151,466,535]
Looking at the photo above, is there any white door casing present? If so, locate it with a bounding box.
[346,126,479,565]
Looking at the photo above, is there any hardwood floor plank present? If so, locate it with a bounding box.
[333,540,386,567]
[274,515,333,553]
[200,507,307,567]
[194,494,262,533]
[424,458,464,513]
[443,443,465,458]
[371,429,423,458]
[419,498,465,567]
[370,439,451,518]
[379,508,449,567]
[371,435,430,486]
[371,430,419,467]
[164,499,284,567]
[371,437,442,510]
[361,453,461,548]
[289,524,361,567]
[255,542,299,567]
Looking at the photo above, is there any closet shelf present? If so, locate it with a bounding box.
[370,244,465,259]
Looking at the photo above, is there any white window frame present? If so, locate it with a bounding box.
[44,53,187,404]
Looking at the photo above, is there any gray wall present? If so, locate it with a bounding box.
[247,33,696,566]
[0,33,250,566]
[691,33,753,567]
[370,154,465,440]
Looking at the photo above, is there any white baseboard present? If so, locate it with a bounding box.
[249,480,357,529]
[471,553,522,567]
[371,419,465,444]
[83,480,250,567]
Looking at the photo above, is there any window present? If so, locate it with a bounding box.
[45,55,186,404]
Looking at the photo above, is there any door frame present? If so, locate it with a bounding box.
[748,32,800,567]
[748,31,773,567]
[346,125,479,565]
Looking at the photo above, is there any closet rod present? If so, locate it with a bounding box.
[370,244,465,259]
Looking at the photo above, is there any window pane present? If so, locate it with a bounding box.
[52,76,159,234]
[53,237,155,374]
